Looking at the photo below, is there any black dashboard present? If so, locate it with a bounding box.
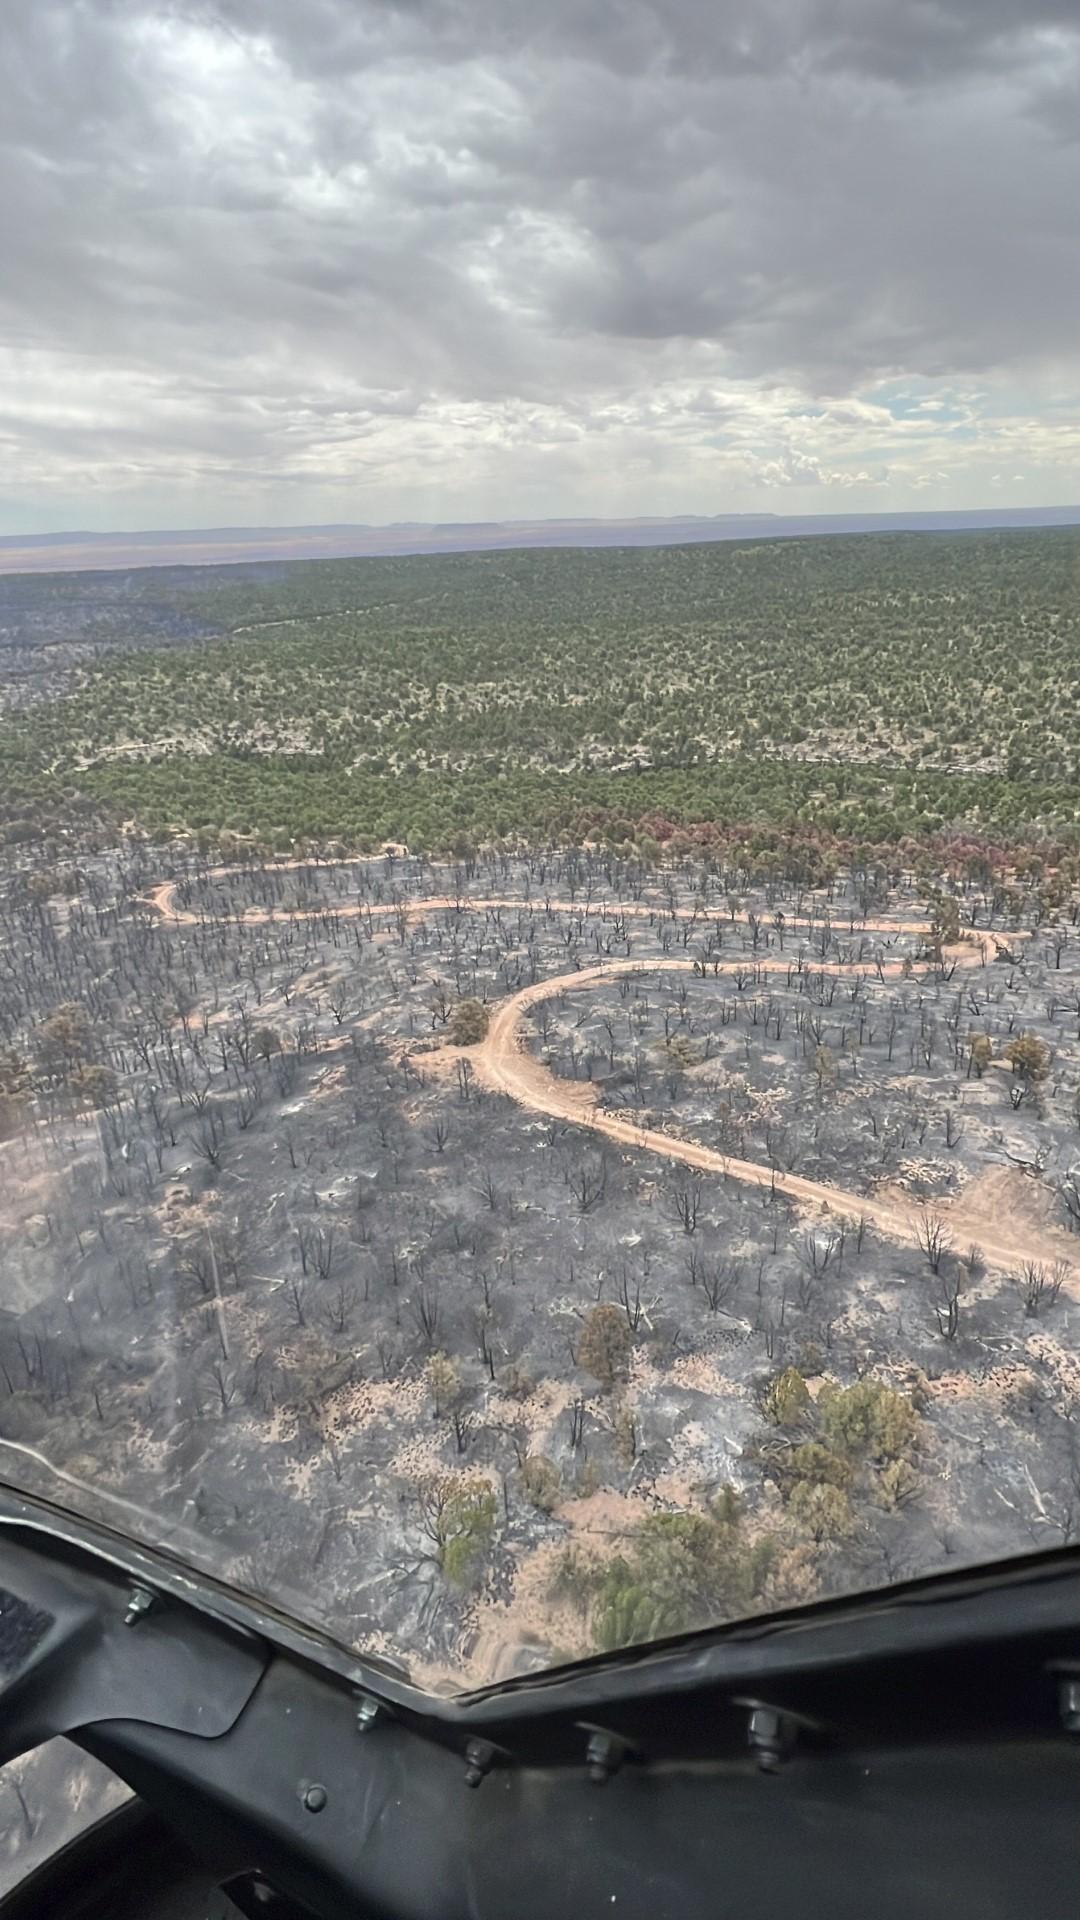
[1,1484,1079,1920]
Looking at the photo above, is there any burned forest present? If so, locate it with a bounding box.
[1,844,1079,1687]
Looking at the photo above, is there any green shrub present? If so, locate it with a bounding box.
[788,1481,856,1543]
[787,1441,853,1491]
[761,1367,812,1428]
[520,1456,562,1513]
[591,1489,778,1651]
[578,1304,632,1386]
[450,998,489,1046]
[818,1380,918,1463]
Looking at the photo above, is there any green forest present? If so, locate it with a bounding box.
[1,528,1078,866]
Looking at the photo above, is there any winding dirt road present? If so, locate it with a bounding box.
[143,867,1075,1281]
[477,956,1075,1281]
[143,868,938,943]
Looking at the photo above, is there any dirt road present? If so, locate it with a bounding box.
[141,867,1071,1281]
[144,866,955,947]
[474,955,1074,1282]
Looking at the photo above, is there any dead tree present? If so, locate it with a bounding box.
[617,1267,646,1331]
[568,1156,608,1215]
[1015,1260,1066,1317]
[672,1182,702,1235]
[701,1258,741,1315]
[410,1286,440,1347]
[935,1270,962,1341]
[323,1280,357,1336]
[917,1211,952,1276]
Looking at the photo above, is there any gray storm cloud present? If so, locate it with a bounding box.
[1,0,1078,528]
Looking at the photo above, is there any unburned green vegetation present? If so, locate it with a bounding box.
[1,530,1078,860]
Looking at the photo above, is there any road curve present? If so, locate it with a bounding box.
[141,871,1069,1280]
[473,954,1073,1282]
[144,867,963,950]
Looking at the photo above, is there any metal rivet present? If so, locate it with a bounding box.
[747,1705,789,1772]
[1060,1679,1080,1734]
[585,1730,628,1784]
[355,1694,381,1733]
[302,1783,328,1813]
[124,1586,155,1627]
[464,1738,496,1788]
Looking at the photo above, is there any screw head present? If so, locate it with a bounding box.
[585,1731,623,1783]
[464,1738,496,1787]
[124,1586,155,1627]
[1060,1679,1080,1733]
[747,1706,787,1772]
[301,1783,328,1814]
[355,1694,381,1733]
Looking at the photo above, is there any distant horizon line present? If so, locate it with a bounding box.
[6,503,1080,543]
[2,502,1079,576]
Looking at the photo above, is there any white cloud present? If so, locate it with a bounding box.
[0,0,1078,528]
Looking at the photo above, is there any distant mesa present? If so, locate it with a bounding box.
[1,505,1079,574]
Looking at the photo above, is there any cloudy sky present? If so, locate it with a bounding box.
[3,0,1079,532]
